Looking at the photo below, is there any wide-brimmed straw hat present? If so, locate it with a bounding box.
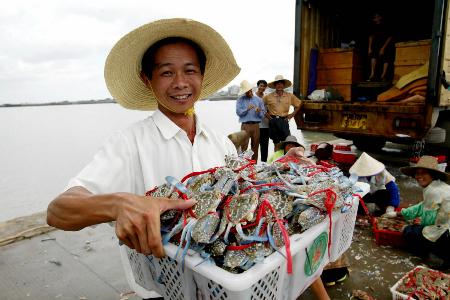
[267,75,292,89]
[400,156,450,182]
[104,18,241,110]
[277,135,303,150]
[349,152,385,176]
[238,80,254,96]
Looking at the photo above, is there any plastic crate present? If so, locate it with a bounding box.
[329,192,360,261]
[120,182,369,300]
[390,266,450,300]
[372,217,406,248]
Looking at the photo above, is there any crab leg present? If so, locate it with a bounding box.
[235,223,268,243]
[175,218,195,259]
[266,223,286,259]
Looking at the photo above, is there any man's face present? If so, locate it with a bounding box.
[257,83,267,93]
[414,168,433,188]
[147,42,203,114]
[245,90,253,98]
[275,81,285,91]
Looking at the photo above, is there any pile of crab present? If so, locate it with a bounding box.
[146,150,362,274]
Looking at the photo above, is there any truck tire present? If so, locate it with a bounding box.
[353,137,386,152]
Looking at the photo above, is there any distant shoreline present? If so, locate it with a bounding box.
[0,96,238,108]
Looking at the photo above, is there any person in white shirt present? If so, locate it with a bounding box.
[46,18,240,257]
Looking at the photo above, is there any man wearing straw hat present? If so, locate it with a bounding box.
[385,156,450,269]
[46,18,331,299]
[235,80,266,161]
[47,18,240,258]
[263,75,302,147]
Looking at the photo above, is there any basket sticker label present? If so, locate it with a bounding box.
[304,231,328,276]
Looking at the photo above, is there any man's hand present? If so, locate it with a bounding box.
[114,193,196,257]
[255,107,261,113]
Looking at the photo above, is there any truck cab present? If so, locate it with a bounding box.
[293,0,450,153]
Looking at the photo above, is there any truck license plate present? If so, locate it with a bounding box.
[341,113,367,129]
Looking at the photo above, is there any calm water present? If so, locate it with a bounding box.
[0,101,327,222]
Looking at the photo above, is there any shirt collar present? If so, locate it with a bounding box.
[151,109,209,140]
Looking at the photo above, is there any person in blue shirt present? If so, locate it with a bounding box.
[235,80,266,161]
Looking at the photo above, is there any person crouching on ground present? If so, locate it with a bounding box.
[268,135,315,165]
[235,80,265,161]
[349,152,400,215]
[385,156,450,270]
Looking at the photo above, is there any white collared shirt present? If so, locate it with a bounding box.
[67,109,237,195]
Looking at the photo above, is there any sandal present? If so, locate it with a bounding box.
[321,267,349,286]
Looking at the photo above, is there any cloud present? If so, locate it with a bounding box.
[0,0,295,103]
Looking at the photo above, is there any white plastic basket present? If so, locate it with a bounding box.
[390,266,450,300]
[120,182,369,300]
[329,193,360,261]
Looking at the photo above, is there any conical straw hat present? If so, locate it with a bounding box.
[104,18,240,111]
[349,152,385,176]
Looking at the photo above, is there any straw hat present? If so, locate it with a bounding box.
[238,80,254,96]
[104,18,241,110]
[277,135,303,150]
[400,156,450,182]
[267,75,292,89]
[349,152,385,176]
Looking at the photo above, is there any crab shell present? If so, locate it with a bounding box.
[243,242,266,261]
[210,240,227,257]
[223,249,249,269]
[261,190,293,220]
[186,173,215,194]
[225,193,259,224]
[191,213,220,244]
[297,207,325,231]
[191,190,223,219]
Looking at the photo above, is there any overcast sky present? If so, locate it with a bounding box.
[0,0,296,104]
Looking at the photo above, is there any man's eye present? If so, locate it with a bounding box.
[161,71,173,76]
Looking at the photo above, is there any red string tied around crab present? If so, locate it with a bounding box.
[308,188,337,258]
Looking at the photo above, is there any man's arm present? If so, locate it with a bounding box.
[287,94,302,120]
[235,97,249,117]
[47,186,196,257]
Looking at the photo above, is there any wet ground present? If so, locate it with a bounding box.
[0,131,447,299]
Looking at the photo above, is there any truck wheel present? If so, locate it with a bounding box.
[353,137,386,152]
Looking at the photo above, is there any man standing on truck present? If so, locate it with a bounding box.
[263,75,302,148]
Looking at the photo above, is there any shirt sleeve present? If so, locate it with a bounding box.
[290,94,302,108]
[401,202,423,221]
[66,131,134,194]
[385,180,400,207]
[236,98,248,117]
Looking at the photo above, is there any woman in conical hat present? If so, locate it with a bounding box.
[349,152,400,215]
[385,156,450,269]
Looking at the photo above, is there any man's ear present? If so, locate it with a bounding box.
[140,71,150,86]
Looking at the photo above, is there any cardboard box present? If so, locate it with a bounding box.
[394,39,431,78]
[316,48,363,101]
